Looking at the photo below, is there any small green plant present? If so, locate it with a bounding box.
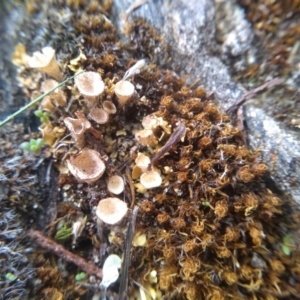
[201,201,214,209]
[20,138,44,152]
[5,272,16,281]
[75,272,87,281]
[282,234,292,256]
[55,222,72,241]
[34,109,50,123]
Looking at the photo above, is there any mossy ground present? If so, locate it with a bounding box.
[1,1,300,299]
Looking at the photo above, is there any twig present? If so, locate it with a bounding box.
[189,78,201,89]
[150,122,186,166]
[226,77,284,115]
[0,71,83,128]
[126,169,136,209]
[116,158,132,172]
[118,206,139,300]
[28,229,103,279]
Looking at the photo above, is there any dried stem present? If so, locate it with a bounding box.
[226,77,284,114]
[126,169,136,209]
[118,206,139,300]
[151,122,186,166]
[0,71,83,128]
[28,229,103,279]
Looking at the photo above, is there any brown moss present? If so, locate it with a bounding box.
[193,86,206,98]
[251,163,268,176]
[170,217,186,230]
[140,199,156,213]
[214,200,228,218]
[162,246,176,262]
[236,165,255,182]
[159,264,178,290]
[198,136,213,149]
[156,212,170,225]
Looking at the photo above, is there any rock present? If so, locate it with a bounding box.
[112,0,243,108]
[244,105,300,204]
[111,0,300,203]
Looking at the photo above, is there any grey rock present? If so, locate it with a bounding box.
[244,105,300,204]
[111,0,300,202]
[112,0,243,108]
[0,4,27,117]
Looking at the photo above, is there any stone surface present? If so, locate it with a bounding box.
[0,3,27,119]
[111,0,300,204]
[112,0,243,108]
[245,105,300,203]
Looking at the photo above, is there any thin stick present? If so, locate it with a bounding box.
[189,77,201,89]
[0,71,83,128]
[118,206,139,300]
[226,77,284,114]
[126,169,136,209]
[150,122,186,166]
[28,229,103,279]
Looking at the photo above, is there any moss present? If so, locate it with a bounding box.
[4,0,300,299]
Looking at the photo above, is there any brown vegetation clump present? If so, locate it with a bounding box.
[126,74,300,299]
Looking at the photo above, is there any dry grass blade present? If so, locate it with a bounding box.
[0,71,83,128]
[226,77,284,114]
